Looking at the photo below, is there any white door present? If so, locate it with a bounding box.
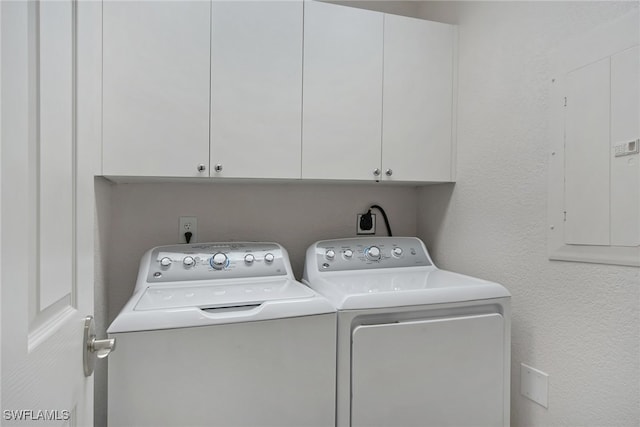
[382,15,454,182]
[210,1,303,180]
[1,1,101,425]
[102,0,211,178]
[302,1,383,181]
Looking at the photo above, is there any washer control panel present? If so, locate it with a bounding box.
[145,242,288,283]
[312,237,432,272]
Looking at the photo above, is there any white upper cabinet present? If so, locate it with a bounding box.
[302,2,456,182]
[382,15,455,182]
[101,0,456,183]
[103,1,211,177]
[210,1,303,179]
[302,1,384,181]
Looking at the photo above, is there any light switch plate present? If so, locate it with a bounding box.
[520,363,549,408]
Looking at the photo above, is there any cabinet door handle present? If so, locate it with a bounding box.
[214,164,223,173]
[197,164,206,172]
[385,168,393,177]
[373,168,381,176]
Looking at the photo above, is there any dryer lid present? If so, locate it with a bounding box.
[304,269,510,310]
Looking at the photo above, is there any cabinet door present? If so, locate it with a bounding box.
[103,1,211,177]
[210,1,303,179]
[610,46,640,247]
[564,58,611,245]
[382,15,454,182]
[302,1,383,180]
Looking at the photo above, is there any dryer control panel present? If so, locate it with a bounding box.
[141,242,289,285]
[308,237,432,272]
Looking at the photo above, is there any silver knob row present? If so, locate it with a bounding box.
[197,164,224,173]
[372,168,393,177]
[323,247,403,261]
[323,249,354,260]
[160,252,275,270]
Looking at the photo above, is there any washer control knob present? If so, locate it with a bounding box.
[183,256,195,268]
[264,253,275,264]
[392,247,403,257]
[343,249,354,259]
[325,250,336,260]
[160,257,172,267]
[366,246,381,261]
[244,254,255,265]
[210,253,228,270]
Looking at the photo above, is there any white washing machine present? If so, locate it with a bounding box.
[303,237,511,427]
[108,242,336,427]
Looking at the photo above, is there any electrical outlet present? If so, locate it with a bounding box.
[357,214,376,235]
[179,216,197,244]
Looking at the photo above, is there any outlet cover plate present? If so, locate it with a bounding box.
[520,363,549,408]
[357,214,376,235]
[179,216,197,244]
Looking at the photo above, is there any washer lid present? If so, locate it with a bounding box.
[304,269,510,310]
[107,278,335,333]
[134,278,314,311]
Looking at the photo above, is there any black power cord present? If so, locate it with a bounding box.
[369,204,392,236]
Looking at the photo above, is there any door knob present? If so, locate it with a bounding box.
[83,315,116,377]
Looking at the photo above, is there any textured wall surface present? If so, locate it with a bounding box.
[417,2,639,426]
[105,182,417,323]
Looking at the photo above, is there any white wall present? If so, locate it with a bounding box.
[417,2,639,426]
[106,182,417,323]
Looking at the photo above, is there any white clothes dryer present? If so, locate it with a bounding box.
[303,237,511,427]
[108,242,336,427]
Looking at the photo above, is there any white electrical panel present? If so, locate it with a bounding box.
[548,10,639,267]
[610,45,639,247]
[564,58,611,246]
[563,46,639,249]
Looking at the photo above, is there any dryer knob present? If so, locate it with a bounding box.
[392,247,403,257]
[264,253,275,264]
[183,256,195,268]
[343,249,354,259]
[366,246,381,261]
[210,253,228,270]
[160,257,172,267]
[244,254,255,265]
[325,250,336,260]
